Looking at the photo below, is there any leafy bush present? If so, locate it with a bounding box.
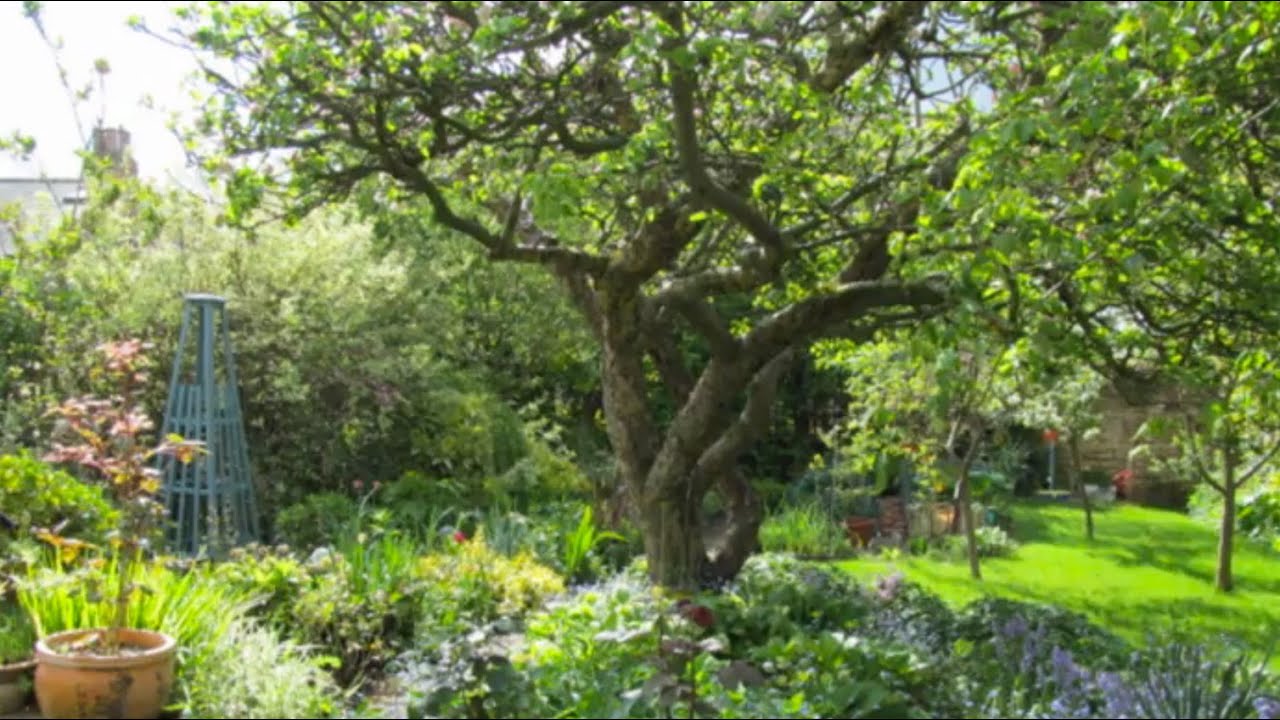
[417,534,565,625]
[939,525,1019,559]
[0,603,35,665]
[213,544,312,624]
[714,554,872,648]
[864,573,957,657]
[3,190,597,519]
[273,492,359,549]
[1115,641,1275,719]
[758,503,852,558]
[0,451,118,553]
[377,472,464,539]
[1240,487,1280,550]
[953,597,1130,670]
[179,618,340,719]
[296,541,423,687]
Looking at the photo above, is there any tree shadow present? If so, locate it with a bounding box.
[1008,502,1280,593]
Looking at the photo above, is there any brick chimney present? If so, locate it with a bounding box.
[90,125,138,177]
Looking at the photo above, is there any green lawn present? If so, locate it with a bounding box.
[838,502,1280,660]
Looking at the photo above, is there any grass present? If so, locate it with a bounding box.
[759,502,853,559]
[839,502,1280,663]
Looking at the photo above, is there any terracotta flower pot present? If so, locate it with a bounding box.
[0,659,35,715]
[34,628,177,720]
[845,517,876,549]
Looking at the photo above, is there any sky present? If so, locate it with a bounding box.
[0,1,199,184]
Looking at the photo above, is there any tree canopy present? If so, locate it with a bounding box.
[166,0,1280,588]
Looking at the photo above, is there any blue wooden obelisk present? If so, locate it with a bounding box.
[159,294,260,555]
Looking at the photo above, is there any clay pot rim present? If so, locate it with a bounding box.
[35,628,176,670]
[0,658,34,680]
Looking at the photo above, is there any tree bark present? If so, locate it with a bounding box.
[1216,466,1237,592]
[1068,436,1094,541]
[641,489,707,591]
[956,430,983,581]
[703,467,763,583]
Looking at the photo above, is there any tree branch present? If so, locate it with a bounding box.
[692,349,797,490]
[812,1,929,93]
[744,279,948,361]
[660,4,788,265]
[664,296,740,358]
[1239,434,1280,485]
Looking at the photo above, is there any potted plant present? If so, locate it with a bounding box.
[0,604,36,715]
[27,340,200,720]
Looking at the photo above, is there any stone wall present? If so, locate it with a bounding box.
[1074,381,1197,509]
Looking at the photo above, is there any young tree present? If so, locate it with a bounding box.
[824,330,1021,581]
[1136,349,1280,591]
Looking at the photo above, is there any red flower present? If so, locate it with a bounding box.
[453,530,468,544]
[679,603,715,629]
[1042,428,1059,444]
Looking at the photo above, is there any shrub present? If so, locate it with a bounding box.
[953,597,1130,670]
[273,492,359,549]
[296,540,423,687]
[0,451,118,553]
[5,191,593,517]
[213,544,312,624]
[758,503,852,558]
[1116,641,1275,719]
[938,525,1019,559]
[864,573,957,657]
[179,618,340,719]
[714,554,872,648]
[417,534,565,626]
[0,603,36,665]
[377,472,464,539]
[509,574,663,719]
[1239,487,1280,549]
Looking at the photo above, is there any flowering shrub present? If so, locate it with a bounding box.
[417,533,565,622]
[953,597,1129,670]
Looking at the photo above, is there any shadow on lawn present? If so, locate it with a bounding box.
[909,566,1280,657]
[1010,503,1280,594]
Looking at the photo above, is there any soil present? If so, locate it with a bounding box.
[49,633,154,658]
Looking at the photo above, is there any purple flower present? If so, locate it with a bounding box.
[1097,671,1137,718]
[1050,647,1084,688]
[1001,615,1030,640]
[876,571,905,601]
[1256,696,1280,720]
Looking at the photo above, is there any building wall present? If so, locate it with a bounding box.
[0,178,84,254]
[1076,381,1196,509]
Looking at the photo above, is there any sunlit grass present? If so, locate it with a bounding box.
[839,502,1280,664]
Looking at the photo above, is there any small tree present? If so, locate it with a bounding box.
[828,331,1019,580]
[1136,348,1280,592]
[42,339,200,653]
[1003,360,1107,540]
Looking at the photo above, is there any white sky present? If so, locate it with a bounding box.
[0,1,198,184]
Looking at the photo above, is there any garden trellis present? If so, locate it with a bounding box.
[159,294,260,555]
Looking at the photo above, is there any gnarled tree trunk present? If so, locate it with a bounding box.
[595,282,795,589]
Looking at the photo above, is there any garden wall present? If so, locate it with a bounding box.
[1076,381,1196,510]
